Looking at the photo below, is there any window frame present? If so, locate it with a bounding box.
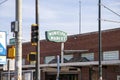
[63,54,73,60]
[44,56,55,64]
[103,50,119,61]
[81,52,94,61]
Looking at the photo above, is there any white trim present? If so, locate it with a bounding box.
[1,60,119,69]
[40,60,120,67]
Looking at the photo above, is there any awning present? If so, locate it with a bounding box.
[40,60,120,68]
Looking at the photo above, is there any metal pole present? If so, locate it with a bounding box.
[79,0,81,34]
[98,0,102,80]
[15,0,22,80]
[61,43,64,63]
[56,55,60,80]
[7,59,10,80]
[35,0,40,80]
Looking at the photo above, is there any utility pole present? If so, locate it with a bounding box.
[98,0,102,80]
[79,0,81,34]
[15,0,22,80]
[35,0,40,80]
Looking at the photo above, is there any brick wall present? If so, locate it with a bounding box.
[7,28,120,80]
[20,28,120,64]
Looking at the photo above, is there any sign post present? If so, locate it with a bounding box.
[56,55,60,80]
[45,30,67,80]
[45,30,67,63]
[46,30,68,80]
[61,43,64,63]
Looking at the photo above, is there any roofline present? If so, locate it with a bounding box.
[7,28,120,46]
[69,27,120,38]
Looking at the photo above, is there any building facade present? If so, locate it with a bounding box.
[2,28,120,80]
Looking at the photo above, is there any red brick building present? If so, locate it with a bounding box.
[3,28,120,80]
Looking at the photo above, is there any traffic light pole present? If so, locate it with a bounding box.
[15,0,22,80]
[35,0,40,80]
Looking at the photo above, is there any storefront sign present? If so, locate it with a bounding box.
[45,30,67,42]
[0,31,7,64]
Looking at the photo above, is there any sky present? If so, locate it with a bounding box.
[0,0,120,44]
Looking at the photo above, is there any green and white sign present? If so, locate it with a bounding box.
[45,30,67,42]
[9,38,15,45]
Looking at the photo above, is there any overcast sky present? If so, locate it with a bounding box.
[0,0,120,44]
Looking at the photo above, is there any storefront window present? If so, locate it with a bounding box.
[44,56,55,64]
[63,54,73,60]
[103,51,119,60]
[81,53,94,61]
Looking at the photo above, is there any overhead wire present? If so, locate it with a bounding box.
[100,3,120,24]
[101,19,120,23]
[0,0,8,5]
[101,3,120,17]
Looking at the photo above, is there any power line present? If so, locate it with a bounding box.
[0,0,8,5]
[101,3,120,17]
[101,19,120,23]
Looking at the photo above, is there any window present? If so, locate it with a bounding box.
[81,53,94,61]
[103,51,119,60]
[44,56,55,64]
[64,54,73,60]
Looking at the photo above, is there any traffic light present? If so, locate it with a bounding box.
[27,52,36,61]
[29,54,36,61]
[8,46,15,59]
[31,24,38,46]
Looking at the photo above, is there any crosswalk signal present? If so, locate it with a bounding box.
[31,24,38,46]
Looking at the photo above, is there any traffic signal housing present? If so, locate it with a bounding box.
[27,52,36,61]
[8,46,15,59]
[31,24,38,46]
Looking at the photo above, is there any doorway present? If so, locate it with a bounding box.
[46,74,78,80]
